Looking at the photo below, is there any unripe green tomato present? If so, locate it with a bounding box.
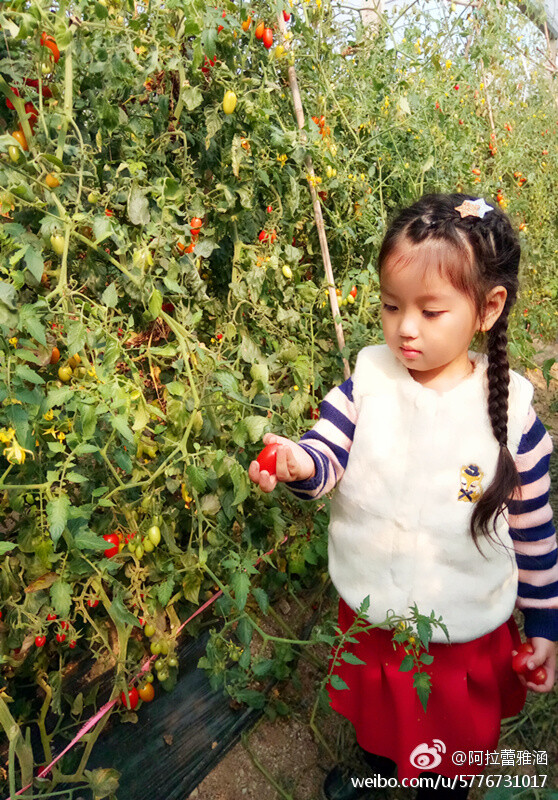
[150,641,162,655]
[168,657,178,668]
[282,265,293,279]
[127,540,136,553]
[144,623,156,638]
[41,62,51,75]
[135,544,144,559]
[145,672,154,683]
[156,669,169,682]
[58,366,73,383]
[147,525,161,547]
[50,234,65,256]
[154,655,164,669]
[87,191,99,204]
[158,640,169,656]
[143,538,155,553]
[152,514,162,527]
[8,145,20,163]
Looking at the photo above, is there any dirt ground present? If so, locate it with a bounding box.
[188,340,558,800]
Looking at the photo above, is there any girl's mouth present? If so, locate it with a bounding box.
[401,347,421,358]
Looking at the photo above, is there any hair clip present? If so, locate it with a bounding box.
[454,198,493,219]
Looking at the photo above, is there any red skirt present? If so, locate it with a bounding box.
[328,598,527,781]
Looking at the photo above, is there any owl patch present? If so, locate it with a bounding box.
[458,464,484,502]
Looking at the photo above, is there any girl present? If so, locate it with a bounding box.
[248,194,557,800]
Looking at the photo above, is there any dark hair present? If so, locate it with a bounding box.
[377,193,523,557]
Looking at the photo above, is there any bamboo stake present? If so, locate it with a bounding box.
[276,15,350,381]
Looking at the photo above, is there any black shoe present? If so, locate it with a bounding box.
[321,763,373,800]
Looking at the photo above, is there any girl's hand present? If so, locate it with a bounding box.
[248,433,316,493]
[511,637,557,693]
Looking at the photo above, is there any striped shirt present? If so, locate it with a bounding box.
[287,378,558,641]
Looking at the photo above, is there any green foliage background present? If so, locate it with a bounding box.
[0,0,556,795]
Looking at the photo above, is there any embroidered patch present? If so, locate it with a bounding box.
[458,464,484,502]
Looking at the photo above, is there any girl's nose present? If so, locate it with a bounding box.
[398,312,419,338]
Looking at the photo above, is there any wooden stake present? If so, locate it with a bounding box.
[276,15,350,381]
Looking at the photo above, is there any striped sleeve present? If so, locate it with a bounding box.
[285,377,356,500]
[508,405,558,641]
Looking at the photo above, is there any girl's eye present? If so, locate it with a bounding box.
[382,303,397,312]
[423,310,443,318]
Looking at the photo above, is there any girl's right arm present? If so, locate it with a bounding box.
[248,377,356,499]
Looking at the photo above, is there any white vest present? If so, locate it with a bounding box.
[328,345,534,643]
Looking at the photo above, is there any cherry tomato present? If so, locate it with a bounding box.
[150,641,162,655]
[283,10,291,21]
[258,230,268,242]
[262,28,273,49]
[103,533,120,558]
[223,90,237,115]
[144,623,156,638]
[525,666,547,685]
[282,265,292,279]
[185,242,195,253]
[11,129,28,151]
[60,621,69,630]
[35,635,46,647]
[266,205,273,213]
[242,16,252,31]
[269,229,277,243]
[45,173,60,188]
[350,286,358,298]
[138,683,155,702]
[8,145,20,162]
[47,613,57,620]
[41,33,60,63]
[68,353,81,369]
[87,597,99,608]
[50,234,65,255]
[69,640,76,648]
[256,443,279,475]
[511,642,535,674]
[24,102,38,128]
[255,21,265,39]
[50,347,60,364]
[190,216,202,232]
[168,657,179,668]
[147,525,161,546]
[58,366,73,383]
[56,632,66,643]
[120,686,139,710]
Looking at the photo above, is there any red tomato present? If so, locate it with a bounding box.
[103,533,120,558]
[511,642,535,674]
[190,216,202,231]
[56,632,66,643]
[262,28,273,49]
[47,613,57,621]
[525,666,547,685]
[258,230,268,242]
[120,686,139,710]
[283,10,291,21]
[41,33,60,63]
[35,635,46,647]
[60,621,69,630]
[266,205,273,213]
[69,640,76,649]
[256,443,279,475]
[255,21,265,39]
[350,285,357,298]
[87,597,99,608]
[6,86,20,110]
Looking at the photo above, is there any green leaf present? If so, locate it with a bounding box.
[413,671,432,713]
[398,654,414,672]
[182,571,202,604]
[419,652,434,665]
[84,768,120,800]
[65,471,88,483]
[15,364,45,385]
[0,279,18,311]
[23,247,44,282]
[340,651,367,666]
[329,674,349,691]
[182,86,203,111]
[542,357,556,389]
[110,414,135,443]
[127,184,150,225]
[244,415,269,443]
[230,570,250,611]
[66,322,86,357]
[73,530,107,551]
[47,493,70,545]
[157,575,174,607]
[0,542,17,555]
[101,282,119,308]
[251,587,269,614]
[185,464,207,493]
[236,616,253,646]
[234,689,265,709]
[149,288,163,318]
[230,461,250,506]
[50,580,72,618]
[109,592,141,629]
[19,303,47,345]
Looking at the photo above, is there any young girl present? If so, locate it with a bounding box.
[248,194,557,800]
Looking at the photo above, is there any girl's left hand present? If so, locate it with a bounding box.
[511,637,557,693]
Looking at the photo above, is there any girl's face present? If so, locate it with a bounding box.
[379,241,481,388]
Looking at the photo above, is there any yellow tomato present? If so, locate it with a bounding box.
[223,90,237,115]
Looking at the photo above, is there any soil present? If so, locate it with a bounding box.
[188,340,558,800]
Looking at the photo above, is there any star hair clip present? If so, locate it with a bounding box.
[454,198,493,219]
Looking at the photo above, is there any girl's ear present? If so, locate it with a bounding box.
[478,286,508,332]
